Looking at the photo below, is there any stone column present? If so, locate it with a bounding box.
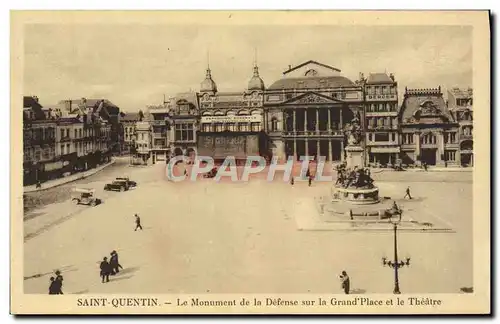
[316,108,320,133]
[339,108,343,129]
[414,132,420,163]
[293,139,297,161]
[327,108,332,133]
[304,109,308,133]
[293,110,296,132]
[328,140,333,161]
[340,140,344,161]
[305,139,309,157]
[437,131,445,165]
[317,140,320,159]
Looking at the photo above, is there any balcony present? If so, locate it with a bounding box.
[59,136,72,142]
[152,132,167,138]
[282,130,343,137]
[150,120,166,126]
[367,125,398,131]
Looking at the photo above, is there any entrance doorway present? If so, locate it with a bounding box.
[420,148,437,166]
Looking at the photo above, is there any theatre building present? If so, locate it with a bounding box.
[364,72,400,167]
[399,87,460,166]
[263,60,364,162]
[196,64,266,163]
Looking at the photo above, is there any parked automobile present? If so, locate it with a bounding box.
[115,177,137,187]
[104,180,129,192]
[71,188,101,206]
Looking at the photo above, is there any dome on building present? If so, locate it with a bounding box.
[268,76,354,90]
[200,67,217,93]
[248,64,265,91]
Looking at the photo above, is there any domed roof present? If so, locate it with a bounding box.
[200,68,217,93]
[248,65,265,91]
[268,76,354,90]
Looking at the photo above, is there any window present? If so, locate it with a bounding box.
[402,134,414,144]
[374,133,390,142]
[60,144,65,155]
[202,123,211,132]
[271,118,278,132]
[391,133,396,142]
[226,123,236,132]
[79,129,82,138]
[239,123,250,132]
[422,133,436,144]
[370,104,375,112]
[251,122,260,132]
[60,129,65,138]
[175,123,194,141]
[66,144,71,153]
[215,123,224,132]
[368,133,373,141]
[74,129,78,138]
[66,129,70,138]
[445,150,456,161]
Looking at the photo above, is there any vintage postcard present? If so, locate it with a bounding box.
[11,10,490,315]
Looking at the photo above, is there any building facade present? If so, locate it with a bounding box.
[121,112,140,154]
[23,96,113,185]
[364,73,400,166]
[447,87,473,167]
[148,104,171,163]
[196,64,266,163]
[263,60,363,162]
[398,87,460,167]
[134,121,152,163]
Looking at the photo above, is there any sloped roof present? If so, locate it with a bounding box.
[366,73,394,84]
[121,112,140,122]
[283,60,341,75]
[399,90,454,124]
[23,96,46,120]
[268,76,354,90]
[173,92,199,109]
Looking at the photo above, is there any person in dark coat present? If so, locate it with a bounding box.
[340,270,350,294]
[109,250,123,275]
[53,270,63,294]
[100,257,111,283]
[134,214,143,231]
[48,277,57,295]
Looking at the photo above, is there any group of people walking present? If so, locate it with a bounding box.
[48,270,64,294]
[99,250,123,283]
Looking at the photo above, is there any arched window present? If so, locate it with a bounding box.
[271,118,278,132]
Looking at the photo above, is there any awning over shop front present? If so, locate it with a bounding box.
[370,147,400,153]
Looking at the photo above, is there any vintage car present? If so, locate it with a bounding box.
[104,180,130,192]
[115,177,137,187]
[71,188,101,206]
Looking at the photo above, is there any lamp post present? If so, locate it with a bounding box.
[381,210,410,294]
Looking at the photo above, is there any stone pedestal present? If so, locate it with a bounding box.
[344,145,364,169]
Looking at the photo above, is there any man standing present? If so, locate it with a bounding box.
[340,270,350,294]
[404,186,412,200]
[48,277,57,295]
[53,270,63,294]
[134,214,143,231]
[100,257,111,283]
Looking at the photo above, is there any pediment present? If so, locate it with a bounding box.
[281,92,344,105]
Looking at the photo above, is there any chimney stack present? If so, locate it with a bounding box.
[389,73,395,81]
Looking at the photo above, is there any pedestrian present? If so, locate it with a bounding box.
[53,270,63,294]
[109,250,123,275]
[340,270,350,294]
[134,214,143,231]
[100,257,111,283]
[36,180,41,189]
[48,277,57,295]
[423,162,428,171]
[404,186,412,200]
[290,177,294,186]
[308,175,312,187]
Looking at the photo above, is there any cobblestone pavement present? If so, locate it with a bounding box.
[23,162,472,294]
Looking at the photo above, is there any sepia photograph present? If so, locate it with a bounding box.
[11,10,490,315]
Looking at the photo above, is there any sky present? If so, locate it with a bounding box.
[23,24,472,112]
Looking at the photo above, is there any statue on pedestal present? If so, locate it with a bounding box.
[344,111,363,146]
[335,163,374,189]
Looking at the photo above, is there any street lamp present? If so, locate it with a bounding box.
[381,210,411,294]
